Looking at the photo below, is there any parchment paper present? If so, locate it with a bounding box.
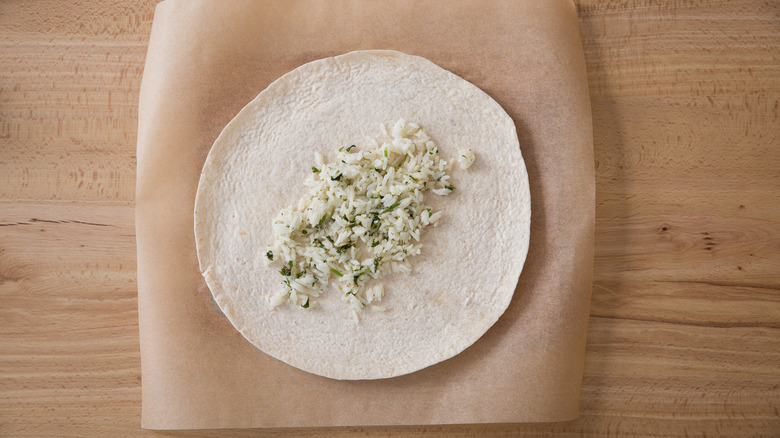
[136,0,594,429]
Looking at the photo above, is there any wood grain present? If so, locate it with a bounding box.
[1,0,779,436]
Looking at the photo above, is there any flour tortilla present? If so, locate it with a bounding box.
[194,50,530,380]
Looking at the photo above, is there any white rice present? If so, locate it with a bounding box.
[265,119,472,311]
[458,148,475,169]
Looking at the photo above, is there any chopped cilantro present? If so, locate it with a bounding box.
[311,166,320,173]
[346,144,356,152]
[382,201,400,213]
[301,297,310,308]
[445,184,455,191]
[330,267,343,277]
[279,260,293,277]
[353,270,367,285]
[266,250,273,261]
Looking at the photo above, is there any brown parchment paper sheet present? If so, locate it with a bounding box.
[136,0,594,429]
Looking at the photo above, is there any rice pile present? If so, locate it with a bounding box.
[265,119,474,314]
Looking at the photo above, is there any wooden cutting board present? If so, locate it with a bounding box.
[1,0,778,436]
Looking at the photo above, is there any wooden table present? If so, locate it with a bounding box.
[2,1,778,436]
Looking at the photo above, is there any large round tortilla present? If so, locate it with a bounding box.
[194,50,530,380]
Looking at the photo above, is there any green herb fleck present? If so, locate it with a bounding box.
[301,229,308,235]
[266,250,273,261]
[331,172,343,181]
[330,267,343,277]
[445,184,455,191]
[373,257,383,269]
[352,270,367,285]
[311,166,320,173]
[336,244,352,254]
[325,235,334,243]
[383,148,388,158]
[382,201,400,213]
[346,144,356,152]
[301,297,310,308]
[315,214,329,229]
[371,240,380,247]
